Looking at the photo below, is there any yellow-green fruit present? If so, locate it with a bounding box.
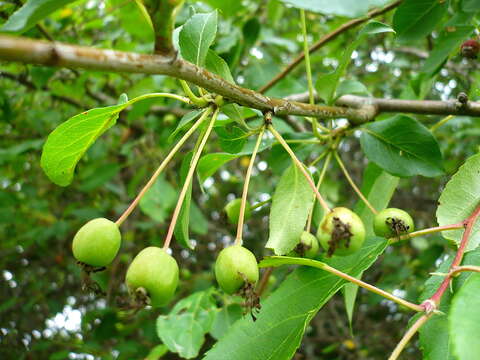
[317,207,365,256]
[373,208,414,238]
[225,198,251,225]
[214,245,259,294]
[288,231,319,258]
[125,247,179,307]
[72,218,121,267]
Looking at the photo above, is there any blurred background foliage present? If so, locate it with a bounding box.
[1,0,480,359]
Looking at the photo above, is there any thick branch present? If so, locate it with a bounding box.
[0,35,374,123]
[287,92,480,117]
[258,0,403,93]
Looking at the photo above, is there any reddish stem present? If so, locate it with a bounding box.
[427,203,480,307]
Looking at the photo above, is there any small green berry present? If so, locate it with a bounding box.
[288,231,319,258]
[215,245,259,294]
[317,207,365,257]
[373,208,414,238]
[72,218,121,267]
[225,198,251,225]
[125,247,179,307]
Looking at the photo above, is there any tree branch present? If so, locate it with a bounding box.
[0,34,375,123]
[258,0,403,93]
[287,91,480,117]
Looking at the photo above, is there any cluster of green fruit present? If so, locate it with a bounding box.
[71,201,413,307]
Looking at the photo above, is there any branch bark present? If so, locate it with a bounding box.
[0,34,374,123]
[287,91,480,117]
[2,35,480,123]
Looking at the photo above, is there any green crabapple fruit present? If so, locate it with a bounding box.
[373,208,414,238]
[214,245,259,294]
[317,207,365,257]
[288,231,319,258]
[125,247,179,307]
[225,198,252,225]
[72,218,121,267]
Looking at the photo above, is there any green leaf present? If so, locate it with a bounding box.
[393,0,448,42]
[40,102,128,186]
[197,138,272,182]
[1,0,76,34]
[145,345,169,360]
[139,176,177,223]
[197,153,239,183]
[336,80,369,99]
[419,247,480,359]
[316,21,393,104]
[221,103,255,129]
[205,50,235,83]
[279,0,369,17]
[266,164,314,255]
[204,236,388,360]
[179,11,218,67]
[157,289,217,359]
[449,273,480,360]
[210,304,243,340]
[215,126,248,154]
[360,115,444,177]
[436,153,480,251]
[422,25,474,75]
[168,109,203,143]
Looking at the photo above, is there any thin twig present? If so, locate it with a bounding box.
[259,0,403,93]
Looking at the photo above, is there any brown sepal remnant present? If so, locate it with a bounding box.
[77,261,106,296]
[386,217,410,239]
[238,273,261,322]
[292,242,312,257]
[328,217,353,257]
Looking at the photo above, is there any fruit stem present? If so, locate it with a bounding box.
[268,125,331,213]
[319,262,423,312]
[334,151,378,215]
[251,198,272,211]
[388,222,465,244]
[430,115,454,133]
[235,128,265,245]
[115,107,212,226]
[306,151,332,232]
[179,80,208,107]
[163,107,219,250]
[308,149,329,167]
[388,314,432,360]
[128,92,191,105]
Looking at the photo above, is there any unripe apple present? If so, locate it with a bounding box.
[72,218,121,267]
[215,245,259,294]
[317,207,365,256]
[225,198,251,225]
[373,208,414,238]
[125,247,179,307]
[289,231,319,258]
